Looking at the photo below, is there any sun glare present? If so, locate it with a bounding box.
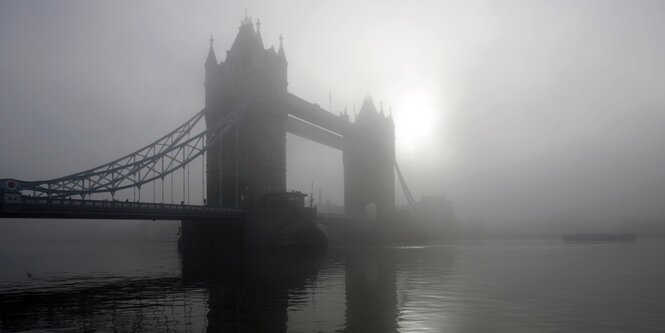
[393,86,440,152]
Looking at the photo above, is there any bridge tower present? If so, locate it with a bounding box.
[343,98,395,219]
[204,16,288,208]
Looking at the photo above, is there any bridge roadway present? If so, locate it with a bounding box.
[0,195,244,220]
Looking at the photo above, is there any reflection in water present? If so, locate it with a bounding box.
[344,249,398,333]
[2,240,665,332]
[182,248,327,332]
[0,275,206,331]
[0,243,426,332]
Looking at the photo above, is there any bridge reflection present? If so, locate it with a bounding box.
[0,247,440,332]
[183,248,326,332]
[0,275,192,331]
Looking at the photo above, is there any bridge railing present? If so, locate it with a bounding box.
[1,193,243,219]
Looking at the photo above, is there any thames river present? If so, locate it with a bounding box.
[0,224,664,332]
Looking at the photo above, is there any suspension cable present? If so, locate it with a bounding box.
[1,100,251,199]
[395,160,417,211]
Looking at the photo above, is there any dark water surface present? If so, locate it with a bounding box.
[1,236,664,332]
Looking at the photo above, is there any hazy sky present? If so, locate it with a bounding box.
[1,0,664,224]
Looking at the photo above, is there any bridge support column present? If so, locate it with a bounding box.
[205,101,288,209]
[343,134,395,221]
[180,209,327,253]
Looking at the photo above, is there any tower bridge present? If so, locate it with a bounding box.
[0,16,416,248]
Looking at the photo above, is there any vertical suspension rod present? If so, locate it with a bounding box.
[187,132,191,205]
[218,129,222,208]
[235,116,238,209]
[182,146,186,204]
[161,158,164,204]
[202,150,205,205]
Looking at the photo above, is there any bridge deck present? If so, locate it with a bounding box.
[0,196,243,220]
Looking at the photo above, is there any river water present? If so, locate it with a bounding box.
[0,228,664,332]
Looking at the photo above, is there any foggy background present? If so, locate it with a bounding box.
[1,0,665,237]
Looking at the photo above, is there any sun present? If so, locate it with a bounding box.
[392,86,440,153]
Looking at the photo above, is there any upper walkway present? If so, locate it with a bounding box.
[0,194,243,220]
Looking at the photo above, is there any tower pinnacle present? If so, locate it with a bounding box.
[277,33,286,61]
[241,9,252,26]
[205,35,217,66]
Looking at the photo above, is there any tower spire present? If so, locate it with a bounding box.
[255,18,263,48]
[241,9,252,26]
[205,35,217,66]
[277,33,286,61]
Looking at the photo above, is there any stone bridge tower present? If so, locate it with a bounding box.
[204,16,288,208]
[343,97,395,219]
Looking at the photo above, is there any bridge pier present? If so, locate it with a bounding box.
[180,217,245,254]
[180,202,327,253]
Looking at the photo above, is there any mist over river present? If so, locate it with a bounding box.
[0,221,663,332]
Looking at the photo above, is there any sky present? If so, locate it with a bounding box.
[1,0,664,226]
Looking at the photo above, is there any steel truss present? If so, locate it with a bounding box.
[0,100,252,199]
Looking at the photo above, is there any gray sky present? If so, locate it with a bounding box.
[1,0,664,225]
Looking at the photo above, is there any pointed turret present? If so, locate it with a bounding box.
[359,96,379,115]
[205,35,217,67]
[275,33,288,93]
[277,34,287,63]
[213,13,289,98]
[356,96,393,134]
[229,14,258,54]
[256,18,265,50]
[356,96,377,127]
[205,35,218,107]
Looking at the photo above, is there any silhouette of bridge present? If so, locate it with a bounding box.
[0,16,416,247]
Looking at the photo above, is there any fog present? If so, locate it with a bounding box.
[1,1,665,235]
